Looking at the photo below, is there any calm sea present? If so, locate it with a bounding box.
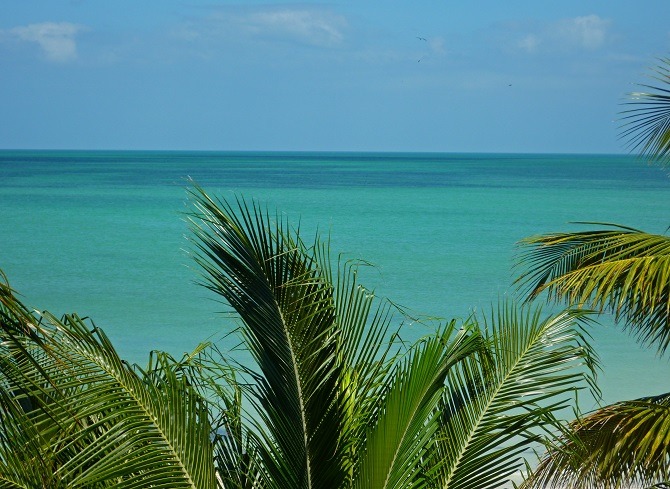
[1,150,668,407]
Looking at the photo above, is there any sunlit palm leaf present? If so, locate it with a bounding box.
[524,393,670,488]
[430,304,599,489]
[516,225,670,355]
[0,382,55,488]
[0,284,217,488]
[140,346,261,489]
[619,57,670,167]
[350,322,485,489]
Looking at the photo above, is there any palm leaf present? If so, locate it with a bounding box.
[187,185,349,489]
[314,241,405,487]
[0,382,56,488]
[619,57,670,167]
[353,322,486,489]
[0,288,217,488]
[142,344,264,489]
[516,225,670,355]
[523,393,670,488]
[429,303,599,489]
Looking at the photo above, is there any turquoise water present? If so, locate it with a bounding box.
[1,150,669,407]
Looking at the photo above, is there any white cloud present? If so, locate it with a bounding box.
[553,15,610,50]
[511,14,611,54]
[10,22,84,62]
[517,34,540,53]
[248,9,347,46]
[180,7,348,49]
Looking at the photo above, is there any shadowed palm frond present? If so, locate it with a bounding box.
[187,185,352,489]
[619,57,670,168]
[523,393,670,489]
[516,225,670,355]
[428,303,599,489]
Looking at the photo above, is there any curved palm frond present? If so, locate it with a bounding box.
[0,280,217,488]
[619,57,670,167]
[524,393,670,489]
[141,345,263,489]
[187,185,352,489]
[352,321,486,489]
[429,303,599,489]
[187,186,602,489]
[315,242,406,486]
[516,226,670,355]
[0,379,54,488]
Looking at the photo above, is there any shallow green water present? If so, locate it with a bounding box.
[1,150,668,407]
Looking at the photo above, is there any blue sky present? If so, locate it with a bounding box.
[1,1,669,153]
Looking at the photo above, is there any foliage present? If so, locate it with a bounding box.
[516,223,670,488]
[517,56,670,489]
[516,224,670,355]
[0,276,217,488]
[523,393,670,488]
[620,56,670,168]
[0,187,598,488]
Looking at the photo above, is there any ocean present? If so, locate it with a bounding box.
[1,150,668,408]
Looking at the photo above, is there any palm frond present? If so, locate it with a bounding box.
[619,57,670,167]
[314,241,406,486]
[524,393,670,488]
[0,289,217,488]
[0,382,56,488]
[139,345,261,489]
[187,185,348,489]
[431,303,599,489]
[516,227,670,355]
[353,322,486,489]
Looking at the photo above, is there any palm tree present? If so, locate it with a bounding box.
[186,185,600,488]
[517,57,670,488]
[0,186,598,488]
[0,274,218,487]
[620,56,670,168]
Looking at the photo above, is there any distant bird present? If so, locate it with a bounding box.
[416,36,427,41]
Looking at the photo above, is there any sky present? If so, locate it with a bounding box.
[1,1,669,153]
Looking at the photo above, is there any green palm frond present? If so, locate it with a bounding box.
[619,57,670,167]
[352,322,485,489]
[0,383,54,488]
[524,393,670,489]
[430,304,599,489]
[141,346,262,489]
[516,225,670,355]
[314,242,404,486]
[0,285,217,488]
[187,185,349,489]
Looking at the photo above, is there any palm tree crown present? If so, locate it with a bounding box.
[0,186,598,488]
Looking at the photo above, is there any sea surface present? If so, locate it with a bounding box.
[1,150,669,408]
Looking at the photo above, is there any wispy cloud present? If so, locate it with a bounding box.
[9,22,85,62]
[510,14,612,54]
[247,9,347,46]
[553,15,611,50]
[517,34,540,53]
[177,6,348,49]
